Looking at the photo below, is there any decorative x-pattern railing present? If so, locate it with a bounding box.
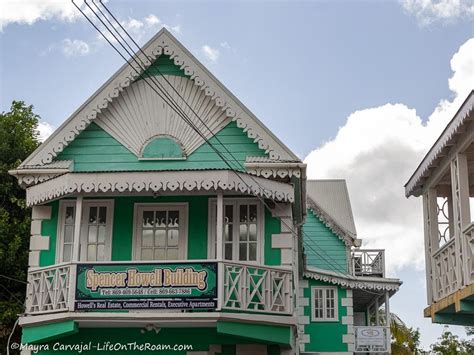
[352,249,385,277]
[433,238,459,301]
[464,224,474,284]
[222,262,292,315]
[26,263,72,314]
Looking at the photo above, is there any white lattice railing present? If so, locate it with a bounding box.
[464,223,474,284]
[432,238,459,301]
[354,326,391,353]
[352,249,385,277]
[222,262,292,315]
[25,261,293,316]
[26,263,74,314]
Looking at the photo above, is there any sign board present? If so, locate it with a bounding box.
[75,262,218,311]
[356,327,386,347]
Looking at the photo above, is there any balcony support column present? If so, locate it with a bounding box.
[72,196,83,262]
[216,192,224,310]
[451,153,471,287]
[423,188,438,304]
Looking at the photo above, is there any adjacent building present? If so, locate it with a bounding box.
[405,91,474,326]
[11,28,401,354]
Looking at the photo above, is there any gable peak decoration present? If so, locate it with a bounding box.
[21,28,299,168]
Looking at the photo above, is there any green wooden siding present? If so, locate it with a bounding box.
[39,196,281,267]
[303,209,348,273]
[139,55,187,79]
[55,121,267,172]
[303,278,348,352]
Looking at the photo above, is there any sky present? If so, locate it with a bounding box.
[1,0,473,349]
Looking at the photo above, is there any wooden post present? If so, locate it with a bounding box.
[72,196,83,262]
[423,188,438,304]
[375,297,379,326]
[216,192,224,310]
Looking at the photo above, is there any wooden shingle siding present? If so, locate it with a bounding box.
[56,122,267,172]
[303,209,347,273]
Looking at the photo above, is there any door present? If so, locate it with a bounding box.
[79,200,114,261]
[134,204,188,261]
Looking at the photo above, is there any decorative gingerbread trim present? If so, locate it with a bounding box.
[20,29,298,168]
[25,170,295,206]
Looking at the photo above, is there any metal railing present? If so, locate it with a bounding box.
[352,249,385,277]
[354,326,391,353]
[25,260,293,316]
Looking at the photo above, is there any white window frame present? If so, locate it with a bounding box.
[56,200,76,263]
[208,198,264,263]
[132,203,188,261]
[311,286,339,322]
[79,200,114,262]
[56,199,114,263]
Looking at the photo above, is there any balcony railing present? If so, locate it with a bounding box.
[25,260,293,316]
[354,326,391,353]
[352,249,385,277]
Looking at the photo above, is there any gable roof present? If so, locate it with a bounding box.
[306,179,357,241]
[19,28,299,169]
[405,90,474,197]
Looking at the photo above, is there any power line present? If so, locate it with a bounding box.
[73,0,360,280]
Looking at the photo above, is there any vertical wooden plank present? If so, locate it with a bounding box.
[216,192,224,310]
[72,196,83,262]
[423,189,438,303]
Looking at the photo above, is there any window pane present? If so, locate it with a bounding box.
[239,243,247,261]
[97,244,105,261]
[142,229,153,247]
[168,229,179,247]
[155,211,166,227]
[154,229,166,247]
[249,243,257,261]
[154,248,165,260]
[89,207,97,224]
[64,225,74,243]
[63,244,72,262]
[225,205,233,223]
[239,205,247,223]
[98,207,107,224]
[98,225,106,243]
[249,224,257,241]
[168,211,179,227]
[225,244,232,260]
[88,225,97,243]
[141,248,153,260]
[87,244,97,261]
[239,224,248,241]
[167,248,178,260]
[225,224,232,242]
[249,205,257,222]
[65,206,75,224]
[143,211,154,227]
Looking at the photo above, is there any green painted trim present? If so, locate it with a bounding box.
[22,320,78,344]
[216,321,292,346]
[433,313,474,326]
[139,55,187,79]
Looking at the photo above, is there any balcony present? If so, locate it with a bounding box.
[25,260,293,318]
[352,249,385,277]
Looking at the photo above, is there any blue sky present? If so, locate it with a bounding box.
[1,0,473,349]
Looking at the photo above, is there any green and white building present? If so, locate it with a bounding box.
[11,29,400,354]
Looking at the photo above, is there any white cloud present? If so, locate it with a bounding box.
[202,45,220,63]
[37,121,55,142]
[304,38,474,273]
[0,0,82,31]
[61,38,90,57]
[401,0,474,26]
[145,14,160,27]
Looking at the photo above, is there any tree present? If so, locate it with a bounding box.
[431,327,474,355]
[0,101,40,351]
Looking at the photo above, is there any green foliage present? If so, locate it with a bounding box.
[431,328,474,355]
[0,101,40,349]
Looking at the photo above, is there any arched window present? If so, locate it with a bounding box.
[140,136,185,160]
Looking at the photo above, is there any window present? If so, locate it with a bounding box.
[311,286,338,321]
[80,201,114,262]
[57,201,76,262]
[134,204,187,261]
[209,199,263,262]
[57,200,114,263]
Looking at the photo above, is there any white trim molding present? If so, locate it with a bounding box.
[19,28,299,168]
[304,267,401,293]
[25,170,295,206]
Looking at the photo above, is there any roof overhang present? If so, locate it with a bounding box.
[25,170,295,206]
[405,91,474,197]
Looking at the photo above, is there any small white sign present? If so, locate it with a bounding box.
[356,327,386,346]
